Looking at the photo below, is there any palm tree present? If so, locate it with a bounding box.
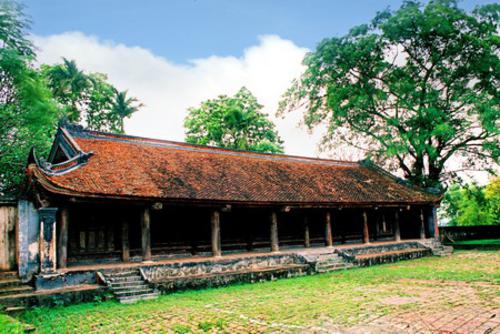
[111,90,143,133]
[46,58,90,121]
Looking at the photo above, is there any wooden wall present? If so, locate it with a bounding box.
[0,203,17,271]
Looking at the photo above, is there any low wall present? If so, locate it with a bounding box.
[141,253,305,282]
[440,226,500,242]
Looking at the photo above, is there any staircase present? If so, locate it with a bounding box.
[102,269,159,304]
[419,239,453,256]
[297,252,354,273]
[0,271,34,313]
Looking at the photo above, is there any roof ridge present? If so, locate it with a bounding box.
[63,124,361,167]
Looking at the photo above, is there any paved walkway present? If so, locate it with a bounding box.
[311,279,500,334]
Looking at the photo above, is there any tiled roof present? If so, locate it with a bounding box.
[29,126,441,205]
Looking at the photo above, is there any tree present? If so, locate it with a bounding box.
[185,87,284,153]
[42,58,90,122]
[442,178,499,226]
[0,0,59,195]
[280,0,499,189]
[111,90,143,133]
[0,0,33,57]
[42,61,142,133]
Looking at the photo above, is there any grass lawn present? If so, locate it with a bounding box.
[5,250,500,333]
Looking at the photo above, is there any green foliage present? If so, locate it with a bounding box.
[280,0,499,189]
[0,0,142,194]
[41,60,142,133]
[110,90,143,133]
[442,177,499,226]
[0,313,25,334]
[185,87,284,153]
[0,1,59,195]
[0,0,33,57]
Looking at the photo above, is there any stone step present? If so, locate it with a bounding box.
[317,259,345,265]
[317,266,353,273]
[110,281,148,288]
[0,285,33,296]
[112,284,151,293]
[106,270,140,277]
[4,306,26,314]
[118,292,159,304]
[0,278,23,289]
[317,262,352,269]
[0,271,18,280]
[317,263,353,271]
[107,275,142,283]
[114,288,155,297]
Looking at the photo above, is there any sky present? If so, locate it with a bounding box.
[23,0,495,167]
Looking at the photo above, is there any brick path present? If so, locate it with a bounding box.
[318,279,500,334]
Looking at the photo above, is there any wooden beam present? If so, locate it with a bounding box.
[211,210,221,257]
[57,208,69,269]
[304,216,310,248]
[394,210,401,242]
[141,208,152,261]
[420,208,426,239]
[325,211,333,247]
[121,220,130,262]
[270,211,279,252]
[362,210,370,244]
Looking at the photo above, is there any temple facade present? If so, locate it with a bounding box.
[18,123,442,281]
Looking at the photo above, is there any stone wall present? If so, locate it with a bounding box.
[0,202,17,271]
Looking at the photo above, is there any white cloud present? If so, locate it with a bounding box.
[32,32,325,157]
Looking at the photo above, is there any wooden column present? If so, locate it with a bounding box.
[270,211,279,252]
[57,208,69,269]
[39,208,57,274]
[141,208,152,262]
[420,208,426,239]
[121,220,130,262]
[211,210,221,257]
[304,216,310,248]
[325,211,333,247]
[362,210,370,244]
[394,210,401,242]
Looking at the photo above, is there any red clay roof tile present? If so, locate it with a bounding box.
[29,127,440,205]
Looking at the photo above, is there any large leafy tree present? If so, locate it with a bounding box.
[42,58,90,122]
[0,0,59,195]
[42,61,142,133]
[280,0,499,189]
[442,177,499,226]
[185,87,284,153]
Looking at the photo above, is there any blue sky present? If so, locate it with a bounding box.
[24,0,491,64]
[25,0,496,183]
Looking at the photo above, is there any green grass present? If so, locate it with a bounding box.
[0,314,26,334]
[9,250,500,333]
[451,238,500,245]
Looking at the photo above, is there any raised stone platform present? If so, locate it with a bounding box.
[9,239,445,306]
[336,241,433,266]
